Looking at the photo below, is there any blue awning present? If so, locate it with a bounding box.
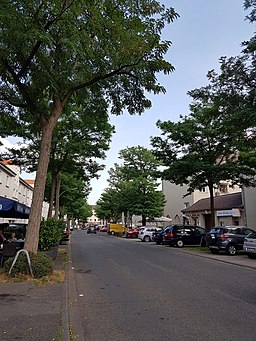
[0,196,30,218]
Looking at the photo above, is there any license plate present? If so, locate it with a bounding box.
[247,248,255,251]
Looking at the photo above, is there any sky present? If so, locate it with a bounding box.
[87,0,255,204]
[1,0,255,205]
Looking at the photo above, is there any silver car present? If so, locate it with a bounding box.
[243,231,256,259]
[138,226,162,242]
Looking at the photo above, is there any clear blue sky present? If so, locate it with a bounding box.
[88,0,255,204]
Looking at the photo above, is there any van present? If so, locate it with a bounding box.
[108,223,128,236]
[162,224,207,247]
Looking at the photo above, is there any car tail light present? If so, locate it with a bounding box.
[167,233,174,238]
[219,234,228,239]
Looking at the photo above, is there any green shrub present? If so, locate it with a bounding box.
[3,252,54,278]
[38,218,65,251]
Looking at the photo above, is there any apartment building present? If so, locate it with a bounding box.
[0,160,49,223]
[162,180,242,228]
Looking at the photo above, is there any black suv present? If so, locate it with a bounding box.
[162,224,207,248]
[205,226,255,256]
[87,226,97,234]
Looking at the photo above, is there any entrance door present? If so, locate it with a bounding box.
[204,214,212,230]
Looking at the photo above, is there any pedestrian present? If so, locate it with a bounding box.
[0,223,8,244]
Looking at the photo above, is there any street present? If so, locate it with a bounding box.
[70,230,256,341]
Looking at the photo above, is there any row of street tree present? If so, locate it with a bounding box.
[0,1,179,252]
[0,1,255,252]
[96,1,256,227]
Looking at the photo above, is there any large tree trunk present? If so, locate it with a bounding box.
[54,172,61,219]
[24,101,63,253]
[47,170,56,218]
[208,182,215,228]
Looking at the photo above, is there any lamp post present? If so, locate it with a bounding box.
[55,187,78,219]
[59,187,78,198]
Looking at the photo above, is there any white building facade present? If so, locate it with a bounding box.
[0,161,49,223]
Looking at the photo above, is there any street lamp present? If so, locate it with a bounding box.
[59,187,78,198]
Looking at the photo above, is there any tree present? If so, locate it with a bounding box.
[108,146,165,225]
[96,188,123,223]
[0,1,178,252]
[152,54,256,227]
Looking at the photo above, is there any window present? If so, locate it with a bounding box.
[6,175,10,187]
[218,184,228,193]
[199,186,206,192]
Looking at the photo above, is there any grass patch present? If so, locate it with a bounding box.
[0,268,65,285]
[185,247,210,253]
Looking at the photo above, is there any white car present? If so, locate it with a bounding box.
[243,231,256,259]
[138,226,163,242]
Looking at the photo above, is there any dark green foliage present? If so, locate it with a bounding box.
[97,146,165,225]
[38,218,65,251]
[3,252,53,278]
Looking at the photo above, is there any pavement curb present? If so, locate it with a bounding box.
[67,238,86,341]
[60,245,71,341]
[167,246,256,271]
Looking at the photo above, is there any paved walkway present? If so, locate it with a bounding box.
[0,245,69,341]
[0,237,256,341]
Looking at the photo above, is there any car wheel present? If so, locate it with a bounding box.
[110,231,115,235]
[144,235,150,242]
[200,237,206,247]
[132,233,137,239]
[247,253,256,259]
[210,249,219,254]
[176,240,184,248]
[226,244,237,256]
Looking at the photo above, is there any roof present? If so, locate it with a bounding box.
[182,192,242,213]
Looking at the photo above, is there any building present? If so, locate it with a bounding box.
[0,160,49,223]
[182,192,244,228]
[243,187,256,230]
[87,205,101,225]
[162,180,241,227]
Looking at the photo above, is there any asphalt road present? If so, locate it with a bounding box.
[70,230,256,341]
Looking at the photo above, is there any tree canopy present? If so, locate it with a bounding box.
[152,51,256,227]
[0,1,178,252]
[104,146,165,226]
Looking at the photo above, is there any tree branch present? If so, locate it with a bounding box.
[17,0,76,77]
[64,60,142,102]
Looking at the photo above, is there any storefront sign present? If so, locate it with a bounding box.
[217,209,240,217]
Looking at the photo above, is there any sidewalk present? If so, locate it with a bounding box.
[0,244,69,341]
[0,239,255,341]
[171,246,256,270]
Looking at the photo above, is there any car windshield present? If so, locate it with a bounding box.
[247,232,256,239]
[209,228,228,234]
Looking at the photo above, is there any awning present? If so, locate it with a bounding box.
[0,196,30,218]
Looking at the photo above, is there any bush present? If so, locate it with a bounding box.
[38,218,65,251]
[3,252,54,278]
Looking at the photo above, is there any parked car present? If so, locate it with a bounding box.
[87,226,97,234]
[100,226,108,232]
[205,226,255,255]
[152,229,165,244]
[61,227,70,242]
[243,231,256,258]
[162,224,207,248]
[138,226,162,242]
[126,228,140,238]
